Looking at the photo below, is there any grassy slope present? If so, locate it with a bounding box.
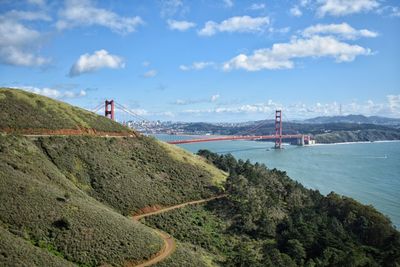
[35,135,225,216]
[0,225,75,267]
[0,89,228,266]
[0,135,227,266]
[0,135,163,266]
[0,88,133,134]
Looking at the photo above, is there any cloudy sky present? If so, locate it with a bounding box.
[0,0,399,122]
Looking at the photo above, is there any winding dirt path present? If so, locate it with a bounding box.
[132,195,226,221]
[130,195,226,267]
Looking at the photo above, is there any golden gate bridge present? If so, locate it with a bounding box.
[92,100,313,149]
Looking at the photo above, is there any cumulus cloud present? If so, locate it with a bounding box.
[142,69,157,78]
[167,19,196,31]
[248,3,266,10]
[290,6,303,17]
[377,6,400,17]
[69,49,125,77]
[198,16,270,36]
[302,23,378,40]
[173,94,221,105]
[56,0,144,34]
[159,0,188,18]
[223,35,372,71]
[387,95,400,114]
[180,96,400,119]
[0,18,50,66]
[0,10,51,21]
[316,0,380,17]
[20,86,87,99]
[179,61,215,71]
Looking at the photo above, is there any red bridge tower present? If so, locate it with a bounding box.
[275,110,282,149]
[105,100,115,120]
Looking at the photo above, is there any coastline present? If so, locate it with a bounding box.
[310,139,400,146]
[158,133,400,147]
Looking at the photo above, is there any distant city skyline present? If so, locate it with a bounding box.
[0,0,399,122]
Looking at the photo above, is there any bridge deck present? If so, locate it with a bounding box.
[167,134,307,145]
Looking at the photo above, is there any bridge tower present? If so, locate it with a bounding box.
[105,100,115,120]
[275,110,282,149]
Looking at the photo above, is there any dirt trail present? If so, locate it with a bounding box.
[130,195,226,267]
[133,195,226,221]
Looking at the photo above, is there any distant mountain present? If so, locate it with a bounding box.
[305,115,400,126]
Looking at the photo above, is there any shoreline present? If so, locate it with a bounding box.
[156,133,400,146]
[310,140,400,146]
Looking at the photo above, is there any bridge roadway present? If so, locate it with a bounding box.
[167,134,308,145]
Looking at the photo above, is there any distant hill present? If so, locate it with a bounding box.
[305,114,400,126]
[0,88,135,135]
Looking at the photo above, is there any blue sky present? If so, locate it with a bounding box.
[0,0,399,122]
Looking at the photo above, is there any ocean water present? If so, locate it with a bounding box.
[156,135,400,228]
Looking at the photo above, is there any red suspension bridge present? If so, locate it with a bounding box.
[95,100,313,149]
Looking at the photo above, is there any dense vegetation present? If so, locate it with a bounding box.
[0,225,75,267]
[154,242,212,267]
[144,150,400,266]
[314,129,400,143]
[0,88,133,134]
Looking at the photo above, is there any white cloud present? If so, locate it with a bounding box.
[69,49,125,77]
[159,0,188,18]
[300,0,311,7]
[223,0,234,8]
[387,95,400,114]
[223,35,372,71]
[388,6,400,17]
[316,0,380,17]
[179,61,215,71]
[0,19,50,66]
[248,3,266,10]
[0,10,51,21]
[180,96,400,119]
[142,61,150,67]
[173,94,221,105]
[142,69,157,78]
[198,16,270,36]
[167,19,196,31]
[302,23,378,40]
[377,6,400,17]
[20,86,87,99]
[290,6,303,17]
[211,94,220,102]
[56,0,144,34]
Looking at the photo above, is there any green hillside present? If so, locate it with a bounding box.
[0,88,134,135]
[0,88,227,266]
